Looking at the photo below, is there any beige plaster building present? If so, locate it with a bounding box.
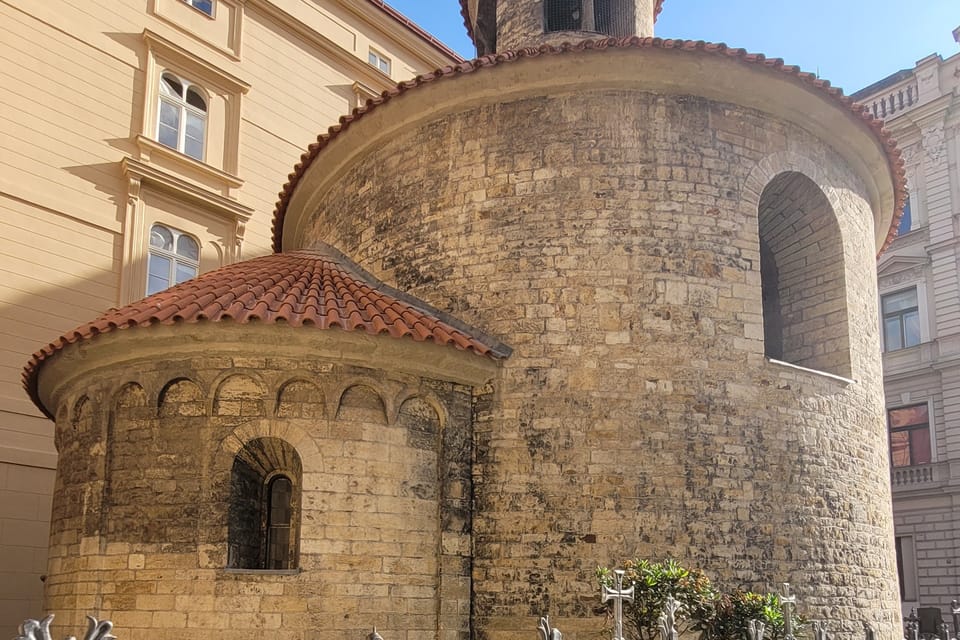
[853,28,960,618]
[21,0,910,638]
[0,0,458,630]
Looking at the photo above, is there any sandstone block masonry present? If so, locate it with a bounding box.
[41,326,480,640]
[296,83,898,638]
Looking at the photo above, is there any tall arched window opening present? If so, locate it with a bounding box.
[228,438,302,570]
[157,71,207,161]
[757,171,850,377]
[147,224,199,295]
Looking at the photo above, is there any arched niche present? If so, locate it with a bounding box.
[276,379,324,418]
[214,374,266,417]
[158,378,204,418]
[336,384,387,424]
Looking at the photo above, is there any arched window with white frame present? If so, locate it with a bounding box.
[157,71,207,161]
[147,224,199,295]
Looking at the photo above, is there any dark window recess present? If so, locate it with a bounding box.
[227,437,301,570]
[546,0,583,32]
[545,0,631,36]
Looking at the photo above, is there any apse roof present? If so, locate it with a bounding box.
[271,38,906,255]
[23,246,510,416]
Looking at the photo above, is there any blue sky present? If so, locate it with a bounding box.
[387,0,958,94]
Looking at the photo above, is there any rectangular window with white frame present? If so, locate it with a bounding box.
[368,49,391,76]
[882,288,921,351]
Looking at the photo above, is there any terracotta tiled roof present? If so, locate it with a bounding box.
[457,0,667,46]
[23,246,510,417]
[272,37,906,256]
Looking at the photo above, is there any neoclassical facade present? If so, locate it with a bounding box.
[853,28,960,617]
[26,1,906,639]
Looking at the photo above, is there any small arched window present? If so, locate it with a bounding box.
[147,224,199,295]
[157,71,207,161]
[228,438,301,571]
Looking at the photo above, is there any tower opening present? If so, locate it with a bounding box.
[544,0,633,36]
[757,171,850,377]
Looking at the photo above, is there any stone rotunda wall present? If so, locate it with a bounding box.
[41,326,480,640]
[295,86,899,637]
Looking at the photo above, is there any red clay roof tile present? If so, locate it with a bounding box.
[270,37,906,257]
[23,245,510,417]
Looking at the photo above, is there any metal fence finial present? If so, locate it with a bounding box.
[538,616,562,640]
[747,619,766,640]
[15,615,114,640]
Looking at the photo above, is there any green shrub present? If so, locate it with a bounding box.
[597,560,804,640]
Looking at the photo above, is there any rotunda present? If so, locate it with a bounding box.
[26,1,905,639]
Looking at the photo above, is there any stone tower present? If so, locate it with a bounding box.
[27,1,905,639]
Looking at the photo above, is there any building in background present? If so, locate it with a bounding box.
[0,0,458,629]
[853,26,960,618]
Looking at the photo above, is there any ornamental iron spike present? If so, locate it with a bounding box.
[657,595,680,640]
[748,619,766,640]
[538,616,562,640]
[812,621,831,640]
[863,621,876,640]
[939,622,951,640]
[15,615,114,640]
[953,602,960,640]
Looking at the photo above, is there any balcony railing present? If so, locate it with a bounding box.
[860,80,920,120]
[891,462,942,491]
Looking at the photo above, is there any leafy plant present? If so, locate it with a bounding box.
[597,560,805,640]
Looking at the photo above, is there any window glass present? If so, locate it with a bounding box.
[147,224,199,295]
[882,288,921,351]
[156,72,206,160]
[186,88,206,111]
[184,0,214,16]
[147,254,172,295]
[888,404,931,468]
[150,225,174,250]
[267,476,293,569]
[177,234,199,260]
[898,196,912,236]
[368,50,391,75]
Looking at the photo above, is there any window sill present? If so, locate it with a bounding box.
[766,357,855,385]
[122,156,253,224]
[136,135,243,188]
[222,568,301,576]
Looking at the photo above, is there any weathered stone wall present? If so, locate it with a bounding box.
[44,349,474,640]
[495,0,655,51]
[299,88,898,638]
